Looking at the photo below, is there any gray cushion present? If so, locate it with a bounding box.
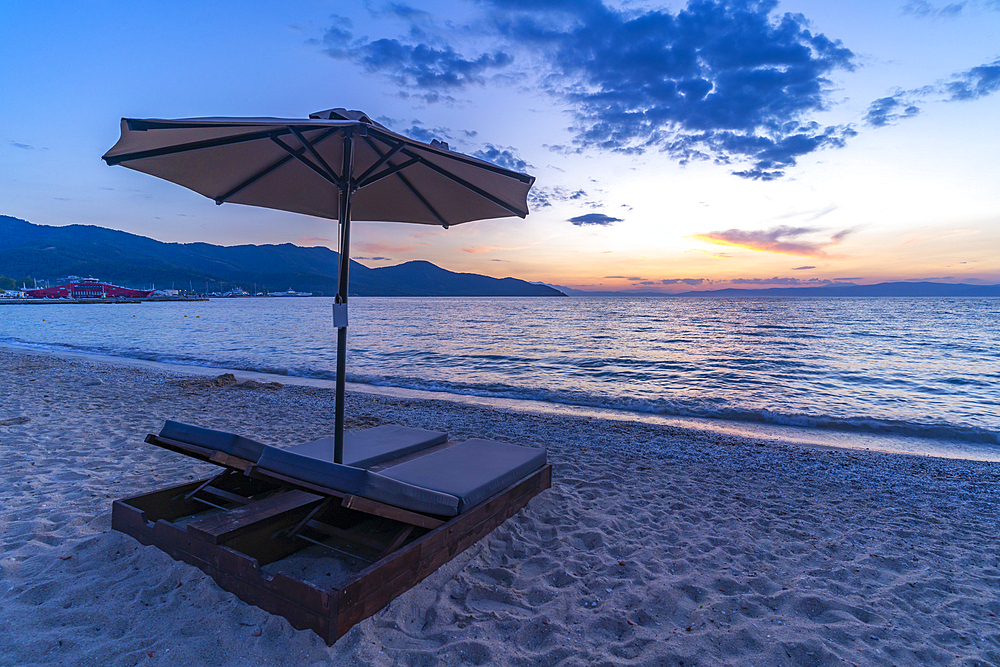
[257,446,367,494]
[159,421,266,462]
[256,446,460,516]
[381,439,546,512]
[287,425,448,468]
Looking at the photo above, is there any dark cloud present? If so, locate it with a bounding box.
[866,57,1000,126]
[9,140,34,150]
[357,256,392,261]
[662,278,706,285]
[944,58,1000,101]
[693,224,853,257]
[487,0,856,178]
[638,281,657,285]
[792,265,816,270]
[321,16,513,90]
[864,95,921,127]
[569,213,623,226]
[605,275,646,281]
[317,0,856,178]
[472,144,531,171]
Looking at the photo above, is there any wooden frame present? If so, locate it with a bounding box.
[112,462,551,643]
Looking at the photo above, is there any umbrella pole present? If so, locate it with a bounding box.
[333,130,355,464]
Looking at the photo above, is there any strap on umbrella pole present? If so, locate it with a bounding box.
[333,130,355,464]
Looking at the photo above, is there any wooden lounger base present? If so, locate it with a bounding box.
[111,464,551,644]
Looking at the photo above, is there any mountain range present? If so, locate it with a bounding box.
[0,216,563,297]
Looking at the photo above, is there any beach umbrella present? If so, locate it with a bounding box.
[103,108,534,463]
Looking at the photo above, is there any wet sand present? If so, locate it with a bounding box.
[1,347,999,666]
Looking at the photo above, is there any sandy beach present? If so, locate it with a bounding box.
[2,346,999,666]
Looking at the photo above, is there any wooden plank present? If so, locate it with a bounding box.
[115,479,207,523]
[209,450,255,473]
[112,464,551,646]
[341,495,445,530]
[188,490,323,544]
[303,520,400,552]
[145,434,216,461]
[335,465,551,633]
[253,469,445,529]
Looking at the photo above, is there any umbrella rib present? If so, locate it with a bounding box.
[354,135,446,225]
[215,127,341,204]
[399,148,528,218]
[215,153,294,204]
[366,126,534,184]
[356,156,420,189]
[354,136,406,187]
[271,136,341,188]
[396,170,448,226]
[104,127,293,166]
[289,126,343,188]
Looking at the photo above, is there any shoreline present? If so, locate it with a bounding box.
[2,347,999,665]
[3,340,995,463]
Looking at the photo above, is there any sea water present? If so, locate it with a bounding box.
[2,296,998,456]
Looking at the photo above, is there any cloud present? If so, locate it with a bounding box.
[296,237,334,246]
[487,0,856,179]
[901,0,966,18]
[864,95,921,127]
[729,276,833,285]
[792,265,816,270]
[321,25,513,89]
[356,256,392,261]
[472,144,531,171]
[355,241,418,253]
[9,140,34,150]
[462,245,506,253]
[692,224,853,257]
[527,186,589,208]
[316,0,857,178]
[866,57,1000,126]
[662,278,706,285]
[605,276,646,281]
[944,58,1000,101]
[569,213,622,226]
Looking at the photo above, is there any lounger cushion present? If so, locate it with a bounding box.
[159,421,266,462]
[256,446,460,516]
[287,425,448,468]
[381,439,547,512]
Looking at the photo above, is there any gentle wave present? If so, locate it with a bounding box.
[6,335,997,446]
[3,296,998,454]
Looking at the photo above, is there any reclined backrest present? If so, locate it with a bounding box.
[159,421,266,462]
[256,445,460,517]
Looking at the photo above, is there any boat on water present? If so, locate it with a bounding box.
[24,278,154,299]
[268,288,312,297]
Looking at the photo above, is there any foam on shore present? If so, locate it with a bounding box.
[2,348,999,666]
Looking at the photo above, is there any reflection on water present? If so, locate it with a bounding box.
[2,296,998,445]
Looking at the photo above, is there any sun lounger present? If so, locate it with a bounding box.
[113,421,551,644]
[154,420,446,469]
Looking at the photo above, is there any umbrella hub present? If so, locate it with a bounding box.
[309,108,386,129]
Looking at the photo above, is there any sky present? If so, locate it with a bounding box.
[2,0,998,293]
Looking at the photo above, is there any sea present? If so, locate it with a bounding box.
[2,296,998,461]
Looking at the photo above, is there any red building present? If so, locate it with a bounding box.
[25,278,154,299]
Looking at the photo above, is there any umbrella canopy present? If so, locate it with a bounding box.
[104,108,534,462]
